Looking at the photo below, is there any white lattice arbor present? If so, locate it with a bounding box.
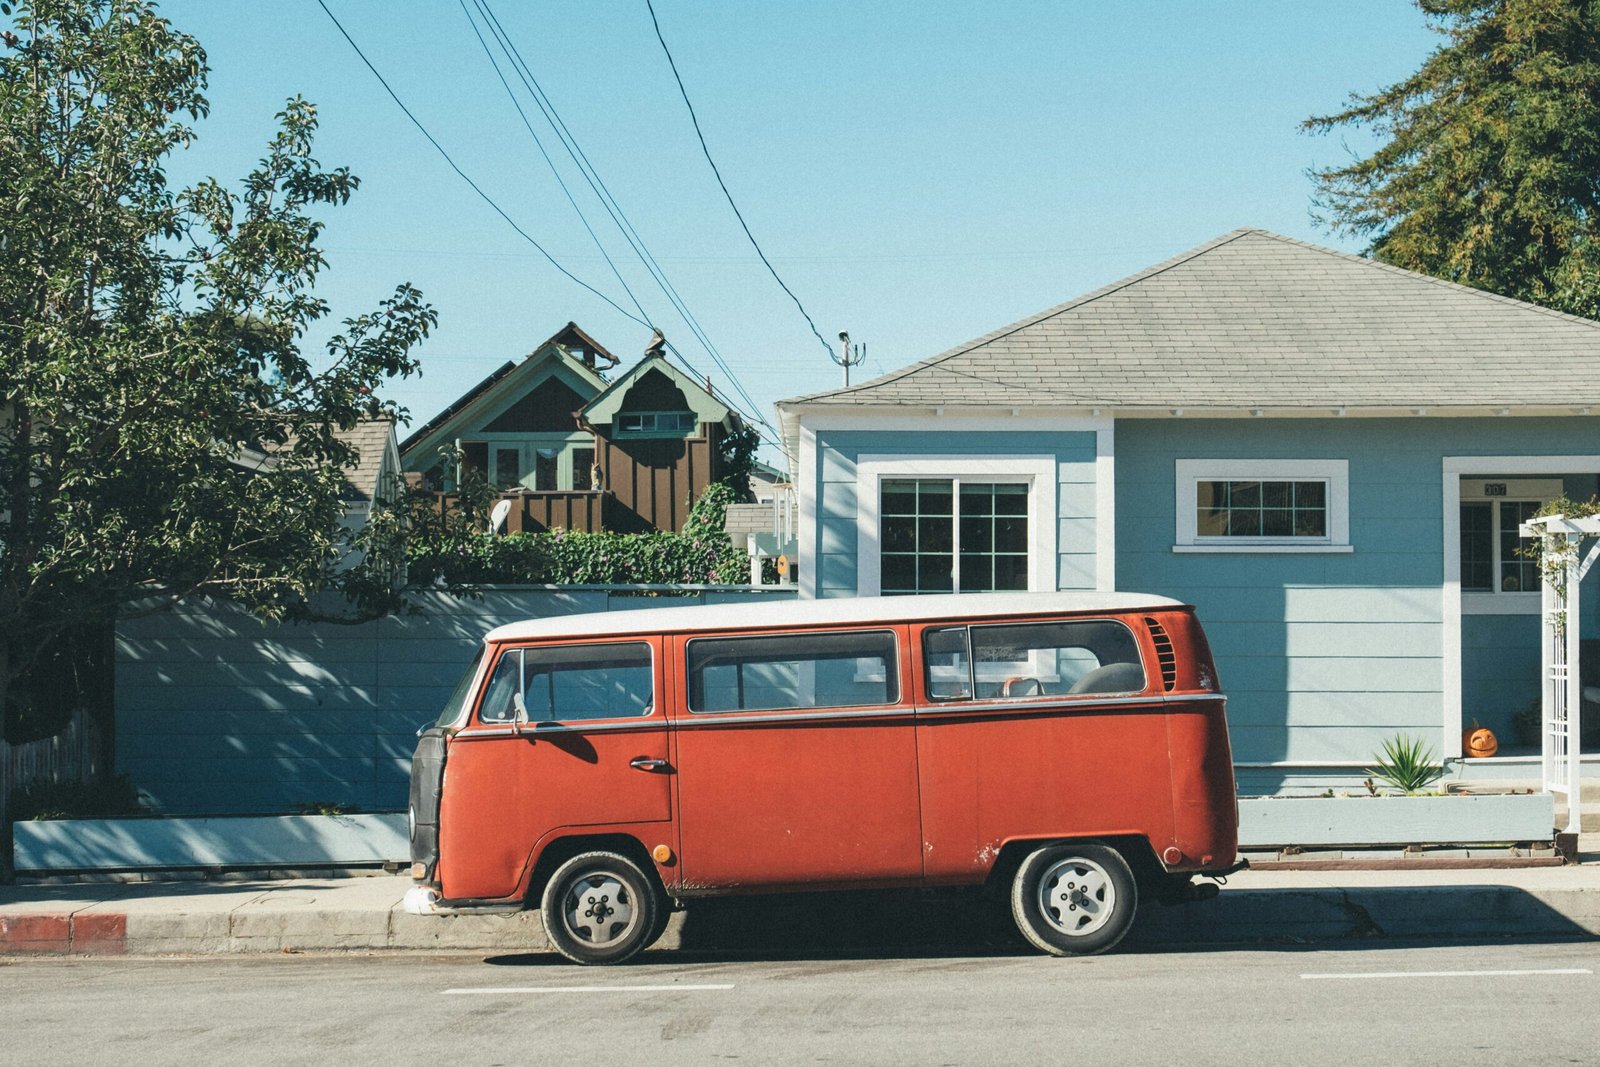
[1520,513,1599,835]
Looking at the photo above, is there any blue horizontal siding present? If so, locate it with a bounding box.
[1117,415,1600,765]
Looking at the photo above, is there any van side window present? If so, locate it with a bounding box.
[923,620,1146,701]
[687,631,898,713]
[477,642,653,723]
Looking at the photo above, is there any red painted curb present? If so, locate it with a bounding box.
[0,913,127,956]
[72,913,128,955]
[0,914,71,954]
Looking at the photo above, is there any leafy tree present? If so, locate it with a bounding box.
[1304,0,1600,319]
[0,0,434,742]
[715,422,761,502]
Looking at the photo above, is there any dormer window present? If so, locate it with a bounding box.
[618,411,697,436]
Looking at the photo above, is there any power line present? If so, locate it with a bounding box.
[456,0,653,327]
[318,0,785,451]
[470,0,776,435]
[644,0,836,361]
[313,0,649,330]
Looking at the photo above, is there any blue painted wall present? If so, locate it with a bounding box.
[1116,416,1600,785]
[116,588,796,814]
[811,429,1100,597]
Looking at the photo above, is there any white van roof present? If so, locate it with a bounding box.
[484,591,1186,644]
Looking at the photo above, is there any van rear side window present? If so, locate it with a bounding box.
[925,620,1146,700]
[479,642,653,723]
[687,631,898,713]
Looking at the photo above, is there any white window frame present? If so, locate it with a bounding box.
[1174,459,1351,553]
[1458,478,1563,615]
[855,455,1058,596]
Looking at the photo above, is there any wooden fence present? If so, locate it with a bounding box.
[0,709,106,827]
[425,491,655,534]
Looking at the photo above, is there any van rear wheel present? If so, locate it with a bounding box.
[541,850,662,965]
[1010,842,1137,956]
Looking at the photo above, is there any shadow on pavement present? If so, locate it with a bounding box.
[483,884,1597,967]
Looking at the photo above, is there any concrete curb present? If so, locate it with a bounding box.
[2,871,1597,957]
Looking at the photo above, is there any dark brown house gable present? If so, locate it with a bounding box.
[595,368,724,534]
[400,326,740,536]
[483,376,588,434]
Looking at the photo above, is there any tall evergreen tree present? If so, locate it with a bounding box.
[1304,0,1600,319]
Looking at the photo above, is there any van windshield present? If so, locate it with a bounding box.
[435,648,486,727]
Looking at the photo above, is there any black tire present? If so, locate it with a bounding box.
[540,850,663,965]
[1010,841,1138,957]
[643,896,675,950]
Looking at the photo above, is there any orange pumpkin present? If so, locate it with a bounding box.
[1463,721,1499,758]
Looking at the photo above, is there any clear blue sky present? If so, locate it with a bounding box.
[161,1,1441,461]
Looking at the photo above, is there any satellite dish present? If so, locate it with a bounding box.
[490,498,512,536]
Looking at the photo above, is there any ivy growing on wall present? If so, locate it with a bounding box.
[402,477,748,588]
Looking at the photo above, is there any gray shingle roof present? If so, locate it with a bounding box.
[334,417,395,503]
[781,229,1600,412]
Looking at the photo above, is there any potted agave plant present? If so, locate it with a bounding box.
[1236,733,1554,849]
[1366,734,1446,796]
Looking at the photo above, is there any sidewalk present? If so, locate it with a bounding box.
[2,867,1598,956]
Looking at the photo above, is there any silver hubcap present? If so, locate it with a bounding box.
[1037,856,1116,937]
[562,872,637,947]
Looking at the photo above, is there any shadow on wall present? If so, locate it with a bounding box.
[115,589,798,817]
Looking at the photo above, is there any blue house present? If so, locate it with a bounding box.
[776,229,1600,794]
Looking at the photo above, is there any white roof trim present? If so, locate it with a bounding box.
[581,354,733,427]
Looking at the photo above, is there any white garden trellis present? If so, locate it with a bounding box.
[1520,513,1598,836]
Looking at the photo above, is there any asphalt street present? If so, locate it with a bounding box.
[2,940,1596,1065]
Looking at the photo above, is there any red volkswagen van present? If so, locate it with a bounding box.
[405,592,1239,964]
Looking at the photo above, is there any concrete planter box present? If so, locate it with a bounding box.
[12,813,407,874]
[1238,792,1555,849]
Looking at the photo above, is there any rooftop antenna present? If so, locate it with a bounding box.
[833,330,866,387]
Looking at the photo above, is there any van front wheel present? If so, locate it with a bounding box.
[1010,842,1137,956]
[541,851,662,965]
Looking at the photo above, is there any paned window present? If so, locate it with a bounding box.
[478,642,652,723]
[1174,460,1349,552]
[1197,480,1326,538]
[572,447,596,490]
[494,448,522,491]
[534,447,560,491]
[618,411,697,435]
[881,479,1029,595]
[687,631,898,713]
[481,438,593,492]
[1461,498,1542,593]
[924,620,1145,701]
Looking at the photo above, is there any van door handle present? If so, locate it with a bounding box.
[629,757,671,772]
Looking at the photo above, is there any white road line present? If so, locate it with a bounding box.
[1301,969,1591,981]
[442,984,735,995]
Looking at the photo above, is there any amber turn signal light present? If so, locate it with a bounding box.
[652,844,674,864]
